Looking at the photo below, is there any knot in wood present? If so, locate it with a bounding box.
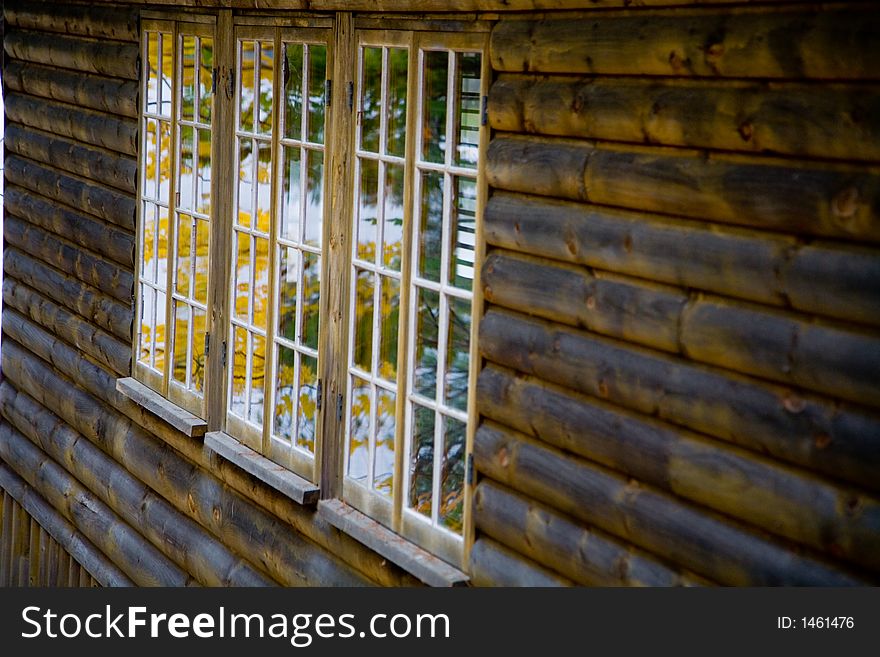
[832,186,860,219]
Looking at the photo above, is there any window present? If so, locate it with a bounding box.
[133,13,487,571]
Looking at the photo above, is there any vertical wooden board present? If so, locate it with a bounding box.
[0,491,10,586]
[30,520,41,586]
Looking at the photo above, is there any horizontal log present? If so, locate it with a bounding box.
[4,30,138,79]
[490,10,880,80]
[3,248,132,341]
[5,185,134,268]
[483,250,880,408]
[3,60,138,118]
[0,422,193,586]
[475,421,869,585]
[487,136,880,242]
[0,382,274,587]
[477,365,880,570]
[0,463,133,587]
[469,537,572,587]
[484,193,880,327]
[6,123,137,193]
[489,77,880,162]
[479,309,880,492]
[0,339,375,587]
[52,0,827,9]
[3,280,130,376]
[5,155,136,231]
[6,93,137,156]
[474,480,709,586]
[4,1,138,41]
[4,215,134,303]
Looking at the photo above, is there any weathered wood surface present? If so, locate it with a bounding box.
[490,10,880,80]
[4,30,138,79]
[482,250,880,407]
[6,124,137,193]
[0,422,194,587]
[3,280,130,376]
[5,216,134,303]
[5,93,138,156]
[0,383,274,587]
[3,249,133,341]
[117,378,208,438]
[3,60,138,118]
[5,156,136,230]
[487,136,880,242]
[66,0,850,9]
[469,537,573,587]
[479,309,880,493]
[477,365,880,569]
[484,193,880,327]
[474,421,869,586]
[5,185,133,268]
[474,480,709,586]
[489,76,880,162]
[4,1,139,41]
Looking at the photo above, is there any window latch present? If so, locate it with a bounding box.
[316,379,323,411]
[211,67,218,94]
[221,340,227,368]
[466,453,475,486]
[205,332,210,357]
[325,79,332,107]
[336,393,343,422]
[481,95,488,127]
[347,81,354,112]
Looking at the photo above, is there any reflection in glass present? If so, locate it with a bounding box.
[301,252,320,350]
[414,287,439,398]
[157,206,170,287]
[192,308,206,393]
[179,126,194,209]
[353,269,374,371]
[230,326,248,417]
[249,332,266,425]
[284,43,303,141]
[440,416,466,533]
[199,38,214,124]
[258,41,274,135]
[239,40,255,132]
[274,344,296,442]
[387,48,407,157]
[146,32,159,114]
[357,159,378,262]
[281,147,301,241]
[141,203,156,283]
[308,45,326,144]
[277,247,299,342]
[173,301,190,384]
[383,163,404,271]
[237,137,253,227]
[348,376,371,483]
[161,33,173,116]
[418,171,444,282]
[158,120,173,198]
[139,285,154,366]
[455,52,482,168]
[181,35,195,121]
[197,128,212,214]
[378,276,399,382]
[409,404,434,518]
[374,387,396,496]
[155,290,167,372]
[445,297,471,411]
[194,219,209,306]
[253,236,270,326]
[451,177,476,291]
[143,119,158,199]
[256,140,272,233]
[298,354,318,453]
[176,213,193,297]
[304,150,323,247]
[233,232,250,320]
[422,51,448,164]
[360,47,381,153]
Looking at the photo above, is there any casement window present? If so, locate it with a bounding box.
[132,13,487,572]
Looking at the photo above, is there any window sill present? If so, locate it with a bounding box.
[116,377,207,438]
[318,499,469,587]
[204,431,320,506]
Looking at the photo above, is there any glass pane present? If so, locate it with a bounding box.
[199,37,213,124]
[284,43,303,141]
[422,51,448,164]
[256,140,272,233]
[258,41,274,135]
[418,171,444,282]
[274,345,296,441]
[440,416,466,533]
[455,52,481,168]
[141,203,157,283]
[173,301,190,384]
[353,269,374,372]
[360,47,381,153]
[305,150,323,247]
[181,35,196,121]
[237,137,253,227]
[233,232,250,321]
[239,40,255,132]
[197,128,212,215]
[281,146,301,241]
[445,296,471,412]
[387,48,408,158]
[176,213,193,298]
[138,285,154,366]
[253,236,270,327]
[157,207,170,288]
[146,32,159,114]
[143,118,158,199]
[178,125,194,210]
[348,376,371,484]
[414,287,439,399]
[409,404,434,518]
[194,218,209,306]
[192,307,206,394]
[155,290,167,373]
[378,275,399,383]
[383,163,404,271]
[160,33,173,117]
[450,177,476,291]
[356,159,378,263]
[374,387,395,497]
[249,332,266,425]
[301,252,320,350]
[298,353,318,453]
[277,246,299,343]
[307,45,326,144]
[230,326,248,417]
[158,120,172,200]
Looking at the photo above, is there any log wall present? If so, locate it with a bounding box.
[472,2,880,585]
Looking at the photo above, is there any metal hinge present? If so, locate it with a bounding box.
[221,340,227,368]
[325,79,332,107]
[347,81,354,112]
[481,95,488,127]
[466,454,475,486]
[316,379,323,411]
[226,68,234,100]
[211,67,218,94]
[204,332,210,357]
[336,393,343,422]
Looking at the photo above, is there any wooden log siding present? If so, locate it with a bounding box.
[4,2,139,41]
[3,30,138,80]
[469,538,574,587]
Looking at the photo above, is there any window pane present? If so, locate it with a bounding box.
[304,150,323,247]
[386,48,407,158]
[138,285,154,367]
[414,287,439,399]
[348,376,371,484]
[353,269,374,371]
[450,177,476,291]
[230,326,248,417]
[194,218,209,306]
[445,296,471,412]
[157,206,170,288]
[249,332,266,425]
[181,35,196,121]
[158,120,173,200]
[155,290,167,373]
[233,232,250,321]
[176,213,193,298]
[143,118,158,199]
[298,354,318,453]
[281,146,302,241]
[374,387,395,496]
[357,159,379,262]
[455,52,481,168]
[440,416,466,533]
[274,344,296,442]
[197,128,212,215]
[253,236,270,327]
[239,40,255,132]
[258,41,274,135]
[383,163,404,271]
[422,51,448,164]
[409,404,434,518]
[284,43,303,141]
[256,140,272,233]
[308,45,326,144]
[141,203,156,283]
[237,137,253,227]
[160,33,173,117]
[146,32,159,114]
[360,47,381,153]
[378,275,399,382]
[277,246,299,342]
[418,171,443,282]
[173,301,190,384]
[192,307,207,394]
[301,252,320,350]
[199,37,213,124]
[178,125,194,210]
